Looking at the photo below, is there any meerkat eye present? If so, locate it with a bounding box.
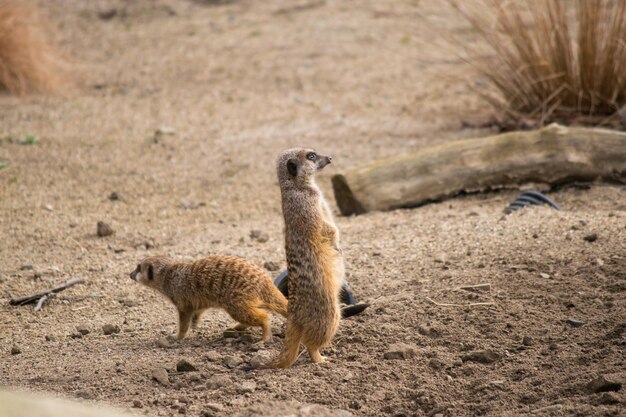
[307,152,317,161]
[147,265,154,280]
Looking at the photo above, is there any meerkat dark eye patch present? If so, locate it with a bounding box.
[147,265,154,280]
[287,159,298,177]
[306,152,317,161]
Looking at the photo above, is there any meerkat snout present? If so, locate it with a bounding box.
[129,261,154,285]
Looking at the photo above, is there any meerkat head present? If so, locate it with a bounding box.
[129,256,168,290]
[276,147,332,186]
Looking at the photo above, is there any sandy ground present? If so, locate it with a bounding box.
[1,1,625,416]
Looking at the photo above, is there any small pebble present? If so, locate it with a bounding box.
[249,351,272,368]
[132,400,143,408]
[461,350,500,364]
[176,359,198,372]
[583,233,598,242]
[522,336,535,346]
[204,350,221,362]
[108,192,121,201]
[20,263,33,271]
[249,229,269,243]
[206,374,232,389]
[151,367,169,385]
[383,343,417,360]
[11,345,21,355]
[223,355,243,368]
[157,337,172,348]
[235,380,256,394]
[102,324,121,335]
[263,261,280,271]
[565,318,585,328]
[76,325,91,336]
[97,221,114,237]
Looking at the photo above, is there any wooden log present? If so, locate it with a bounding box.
[331,124,626,215]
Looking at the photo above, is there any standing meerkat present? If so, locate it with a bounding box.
[129,255,288,342]
[263,147,344,368]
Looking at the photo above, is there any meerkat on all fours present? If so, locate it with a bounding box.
[129,255,288,342]
[262,147,345,368]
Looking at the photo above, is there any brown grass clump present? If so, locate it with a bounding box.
[454,0,626,128]
[0,0,66,95]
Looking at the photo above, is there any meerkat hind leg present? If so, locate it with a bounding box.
[177,310,193,340]
[227,305,270,342]
[191,309,207,330]
[307,346,327,364]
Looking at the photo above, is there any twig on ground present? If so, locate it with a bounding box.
[458,283,492,292]
[34,294,48,312]
[9,278,85,306]
[425,297,494,308]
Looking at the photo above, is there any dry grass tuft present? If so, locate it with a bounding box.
[0,0,67,95]
[454,0,626,128]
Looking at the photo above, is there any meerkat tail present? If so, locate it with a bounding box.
[258,322,302,369]
[260,286,288,317]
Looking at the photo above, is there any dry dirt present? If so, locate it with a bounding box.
[1,1,625,416]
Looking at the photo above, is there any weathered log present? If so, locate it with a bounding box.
[331,124,626,215]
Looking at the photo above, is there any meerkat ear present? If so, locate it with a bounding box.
[147,264,154,280]
[287,159,298,177]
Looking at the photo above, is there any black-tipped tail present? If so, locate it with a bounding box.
[341,303,369,318]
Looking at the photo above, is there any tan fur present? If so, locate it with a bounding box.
[130,255,288,342]
[262,148,344,368]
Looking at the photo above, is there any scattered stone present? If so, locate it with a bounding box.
[522,336,535,346]
[151,367,169,385]
[586,373,624,393]
[249,351,272,368]
[69,332,83,339]
[461,350,500,364]
[132,400,143,408]
[249,229,269,243]
[108,192,121,201]
[157,337,173,348]
[176,359,198,372]
[342,372,354,382]
[239,333,255,343]
[539,273,550,279]
[383,343,417,360]
[206,374,232,389]
[45,335,56,342]
[565,318,585,328]
[76,325,91,336]
[20,263,33,271]
[204,350,221,362]
[44,204,54,212]
[75,391,92,400]
[204,403,224,412]
[102,324,121,335]
[263,261,280,271]
[223,355,243,368]
[97,221,114,237]
[236,380,257,394]
[583,233,598,242]
[11,345,21,355]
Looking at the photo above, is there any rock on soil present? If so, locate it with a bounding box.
[10,345,21,355]
[176,359,198,372]
[235,380,257,394]
[586,373,625,393]
[249,229,269,243]
[384,343,417,360]
[583,232,598,242]
[461,350,501,364]
[263,261,280,271]
[206,374,232,390]
[223,355,243,368]
[76,325,91,335]
[97,221,114,237]
[249,351,272,368]
[151,368,169,385]
[102,324,121,335]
